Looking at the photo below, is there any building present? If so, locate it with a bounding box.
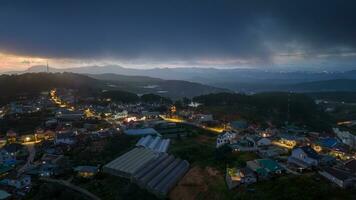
[288,146,321,169]
[0,190,11,199]
[248,136,272,147]
[334,128,356,149]
[246,159,284,178]
[226,167,256,189]
[54,131,76,145]
[124,128,160,136]
[230,137,257,152]
[136,135,170,153]
[0,175,31,189]
[73,166,99,178]
[103,148,159,178]
[132,153,190,197]
[319,167,356,188]
[195,114,213,123]
[229,120,248,131]
[216,131,236,148]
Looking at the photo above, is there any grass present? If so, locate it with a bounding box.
[233,174,356,200]
[74,174,158,200]
[67,134,138,166]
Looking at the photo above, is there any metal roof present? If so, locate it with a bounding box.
[136,135,171,153]
[124,128,159,136]
[132,153,190,197]
[103,148,159,178]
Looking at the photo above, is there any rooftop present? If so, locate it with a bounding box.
[103,148,159,178]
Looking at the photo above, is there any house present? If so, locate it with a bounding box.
[39,164,60,177]
[246,159,284,178]
[248,136,271,147]
[229,137,257,152]
[0,175,31,189]
[277,134,299,148]
[333,127,356,149]
[0,149,16,166]
[56,110,84,121]
[3,143,24,158]
[196,114,213,123]
[0,165,13,177]
[54,131,76,145]
[226,167,256,189]
[0,190,11,199]
[258,146,288,158]
[73,166,99,178]
[288,146,321,169]
[20,134,35,143]
[216,131,236,148]
[319,167,356,188]
[229,120,248,131]
[40,154,63,165]
[6,130,17,143]
[0,138,7,148]
[258,128,277,138]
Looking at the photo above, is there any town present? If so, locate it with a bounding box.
[0,86,355,200]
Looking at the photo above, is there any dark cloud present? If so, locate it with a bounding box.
[0,0,356,68]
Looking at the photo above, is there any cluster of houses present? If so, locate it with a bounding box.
[216,120,356,190]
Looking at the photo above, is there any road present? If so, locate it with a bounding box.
[159,115,224,133]
[18,143,36,173]
[40,177,101,200]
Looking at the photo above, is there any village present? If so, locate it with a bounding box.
[0,88,355,199]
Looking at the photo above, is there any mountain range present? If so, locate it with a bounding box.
[4,65,356,92]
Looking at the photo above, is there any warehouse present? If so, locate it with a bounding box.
[132,153,190,197]
[136,135,171,153]
[103,148,159,178]
[104,147,190,197]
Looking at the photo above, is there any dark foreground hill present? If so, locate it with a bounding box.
[0,72,228,104]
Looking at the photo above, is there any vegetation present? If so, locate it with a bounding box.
[307,91,356,103]
[0,110,52,134]
[25,181,88,200]
[73,174,158,200]
[68,134,138,166]
[140,93,172,104]
[101,90,140,103]
[193,92,332,131]
[234,175,356,200]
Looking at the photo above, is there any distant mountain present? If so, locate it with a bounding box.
[289,79,356,92]
[4,65,356,93]
[88,73,229,99]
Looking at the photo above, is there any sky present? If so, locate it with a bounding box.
[0,0,356,72]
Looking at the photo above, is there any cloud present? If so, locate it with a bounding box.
[0,0,355,70]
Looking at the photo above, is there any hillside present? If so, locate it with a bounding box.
[88,73,229,99]
[0,72,228,104]
[193,92,331,131]
[0,72,102,95]
[289,79,356,92]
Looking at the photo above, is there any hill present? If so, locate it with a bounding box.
[193,92,331,131]
[289,79,356,92]
[88,73,229,99]
[0,72,228,104]
[6,66,356,93]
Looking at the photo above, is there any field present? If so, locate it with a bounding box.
[168,125,261,199]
